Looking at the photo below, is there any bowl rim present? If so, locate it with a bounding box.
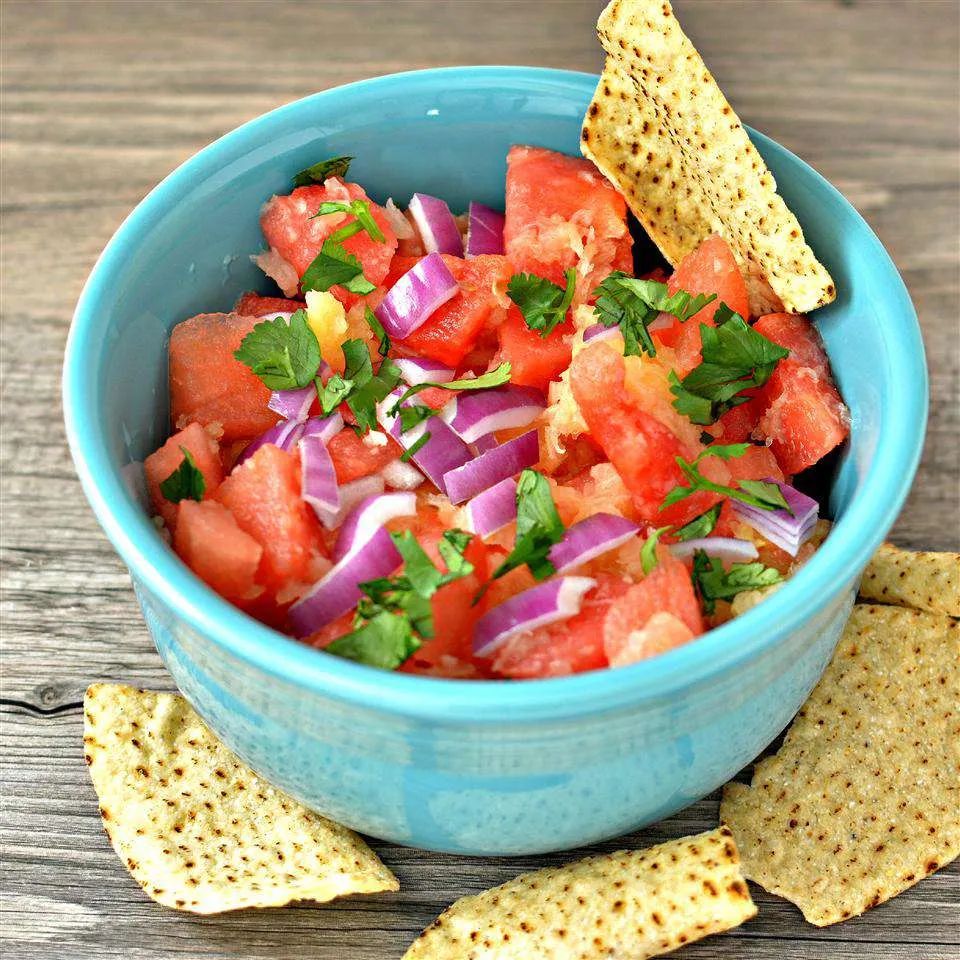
[63,65,927,725]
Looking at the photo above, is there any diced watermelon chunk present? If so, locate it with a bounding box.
[504,145,632,295]
[383,254,422,289]
[327,428,399,484]
[259,179,398,309]
[752,313,849,474]
[495,304,574,392]
[723,443,785,484]
[215,444,327,595]
[491,574,633,679]
[399,255,511,367]
[173,500,262,603]
[144,422,224,531]
[169,312,278,443]
[656,235,751,375]
[234,292,304,317]
[570,343,726,525]
[602,555,703,667]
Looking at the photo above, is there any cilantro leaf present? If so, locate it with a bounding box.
[673,503,723,541]
[398,403,433,433]
[507,268,576,337]
[669,310,790,424]
[491,469,565,582]
[334,527,475,670]
[661,445,791,513]
[364,306,390,356]
[400,431,430,461]
[301,237,376,296]
[641,525,671,575]
[292,155,353,188]
[593,273,716,357]
[325,611,420,670]
[159,447,206,504]
[691,550,783,614]
[388,362,512,416]
[233,308,322,390]
[316,340,401,432]
[314,199,386,243]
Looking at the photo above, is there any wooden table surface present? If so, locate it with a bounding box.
[2,1,957,957]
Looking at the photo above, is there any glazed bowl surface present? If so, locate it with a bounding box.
[63,67,926,854]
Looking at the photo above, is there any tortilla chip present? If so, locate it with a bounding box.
[402,826,756,959]
[858,543,960,617]
[83,684,398,913]
[582,0,836,315]
[720,605,960,926]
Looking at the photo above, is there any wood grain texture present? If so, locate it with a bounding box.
[1,1,957,958]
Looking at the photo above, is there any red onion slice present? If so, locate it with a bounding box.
[669,537,760,563]
[464,477,518,538]
[393,356,456,386]
[548,513,641,573]
[300,435,340,521]
[333,491,417,562]
[733,480,820,557]
[465,201,505,257]
[375,252,459,339]
[471,432,499,454]
[383,198,415,240]
[319,474,385,530]
[289,526,402,637]
[442,430,540,505]
[235,418,304,466]
[381,459,424,491]
[300,412,343,444]
[441,385,545,444]
[408,193,464,256]
[268,384,316,421]
[583,323,621,345]
[473,576,597,658]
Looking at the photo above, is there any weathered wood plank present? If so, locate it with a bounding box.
[1,1,957,958]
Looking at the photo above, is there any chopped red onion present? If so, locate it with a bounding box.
[378,389,473,494]
[383,198,415,240]
[289,526,401,637]
[471,432,499,454]
[669,537,760,563]
[235,418,304,466]
[648,311,675,332]
[548,514,641,574]
[268,384,316,421]
[375,252,459,339]
[333,491,417,562]
[464,477,518,538]
[441,385,545,444]
[583,323,621,344]
[319,474,385,530]
[442,430,540,505]
[465,201,505,257]
[473,577,597,658]
[300,412,343,444]
[300,435,340,521]
[408,193,464,256]
[393,356,456,386]
[733,480,820,557]
[380,459,424,491]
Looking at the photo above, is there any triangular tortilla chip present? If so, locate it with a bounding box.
[83,684,398,913]
[858,543,960,616]
[582,0,836,315]
[721,605,960,925]
[403,826,756,958]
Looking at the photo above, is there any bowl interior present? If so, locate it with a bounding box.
[64,67,926,720]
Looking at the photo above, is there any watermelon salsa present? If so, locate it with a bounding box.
[146,147,849,679]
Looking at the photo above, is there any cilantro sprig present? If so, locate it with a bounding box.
[507,268,576,337]
[292,155,353,187]
[301,199,385,296]
[489,469,566,583]
[691,550,783,614]
[669,306,789,425]
[313,199,385,243]
[640,525,670,575]
[593,273,716,358]
[326,529,474,669]
[364,306,390,357]
[233,308,322,391]
[159,447,206,504]
[640,502,724,574]
[388,363,512,417]
[318,339,402,433]
[660,444,791,514]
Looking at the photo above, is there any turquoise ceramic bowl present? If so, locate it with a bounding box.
[64,68,926,854]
